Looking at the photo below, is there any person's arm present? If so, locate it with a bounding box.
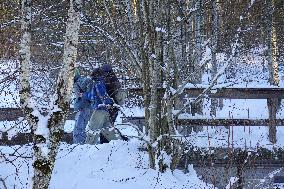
[96,80,113,105]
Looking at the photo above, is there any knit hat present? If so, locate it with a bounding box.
[101,64,113,73]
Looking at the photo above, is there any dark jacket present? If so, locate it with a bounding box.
[101,64,121,103]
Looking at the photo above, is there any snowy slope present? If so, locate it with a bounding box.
[0,141,214,189]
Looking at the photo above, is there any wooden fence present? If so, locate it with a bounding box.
[0,87,283,145]
[126,87,284,143]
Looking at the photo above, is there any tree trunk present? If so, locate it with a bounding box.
[191,0,203,131]
[210,0,221,117]
[142,0,157,169]
[193,0,203,85]
[30,1,82,188]
[266,0,279,144]
[137,0,151,135]
[267,0,279,86]
[19,0,37,126]
[267,98,277,144]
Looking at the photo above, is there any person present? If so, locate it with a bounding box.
[85,68,123,144]
[73,68,93,144]
[101,64,125,123]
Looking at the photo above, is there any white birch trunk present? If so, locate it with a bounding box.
[19,0,35,122]
[30,1,82,188]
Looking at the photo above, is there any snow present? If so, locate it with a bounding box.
[0,141,214,189]
[0,119,29,139]
[225,177,239,189]
[34,114,50,140]
[183,126,284,149]
[178,99,284,119]
[155,27,166,33]
[0,60,20,108]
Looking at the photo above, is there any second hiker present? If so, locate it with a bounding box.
[73,68,93,144]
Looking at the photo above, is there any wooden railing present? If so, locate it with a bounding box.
[0,87,283,144]
[126,87,284,143]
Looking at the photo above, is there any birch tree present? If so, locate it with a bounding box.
[19,0,82,188]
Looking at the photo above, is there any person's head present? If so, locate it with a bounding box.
[101,64,113,74]
[91,68,103,80]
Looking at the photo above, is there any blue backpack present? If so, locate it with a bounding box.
[86,77,113,111]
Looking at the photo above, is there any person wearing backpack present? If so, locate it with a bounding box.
[101,64,125,123]
[85,68,123,145]
[73,68,93,144]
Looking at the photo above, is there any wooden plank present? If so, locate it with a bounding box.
[0,132,73,145]
[123,117,284,126]
[0,108,24,121]
[185,87,284,99]
[128,87,284,99]
[274,176,284,183]
[184,147,284,167]
[177,119,284,126]
[1,113,284,127]
[0,108,76,121]
[122,117,284,126]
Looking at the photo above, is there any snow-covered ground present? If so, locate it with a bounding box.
[0,141,214,189]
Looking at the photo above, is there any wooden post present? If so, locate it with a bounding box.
[267,98,278,143]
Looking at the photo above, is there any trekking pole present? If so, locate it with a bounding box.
[108,105,129,141]
[113,125,129,141]
[112,103,128,118]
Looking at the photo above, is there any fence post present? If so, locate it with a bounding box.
[267,98,278,143]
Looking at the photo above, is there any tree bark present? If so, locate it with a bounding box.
[210,0,221,117]
[30,1,82,188]
[191,0,204,129]
[267,0,279,86]
[266,0,279,144]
